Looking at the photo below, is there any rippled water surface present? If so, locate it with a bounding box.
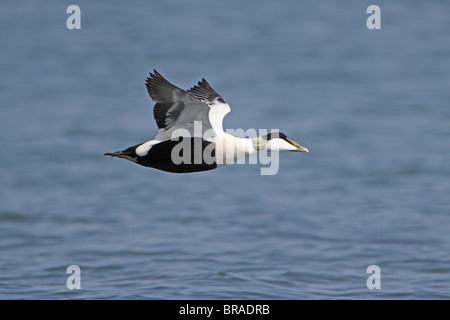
[1,0,450,299]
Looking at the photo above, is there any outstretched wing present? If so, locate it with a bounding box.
[187,78,226,104]
[146,70,211,140]
[187,78,231,133]
[145,70,230,140]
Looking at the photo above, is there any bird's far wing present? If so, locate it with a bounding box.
[187,78,225,103]
[145,70,213,140]
[187,78,231,134]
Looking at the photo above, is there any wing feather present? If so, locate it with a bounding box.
[145,70,229,140]
[187,78,226,104]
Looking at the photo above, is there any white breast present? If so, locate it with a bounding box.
[213,133,255,165]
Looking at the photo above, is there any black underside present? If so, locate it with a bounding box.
[137,138,217,173]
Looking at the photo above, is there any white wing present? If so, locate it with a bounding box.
[146,70,230,141]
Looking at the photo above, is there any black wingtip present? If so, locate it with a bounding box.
[151,69,163,79]
[146,69,166,91]
[199,78,211,88]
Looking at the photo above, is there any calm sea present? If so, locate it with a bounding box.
[1,0,449,299]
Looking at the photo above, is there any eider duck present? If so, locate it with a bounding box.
[105,70,308,173]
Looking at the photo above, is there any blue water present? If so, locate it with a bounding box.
[1,0,450,299]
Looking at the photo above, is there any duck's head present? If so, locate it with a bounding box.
[253,132,309,152]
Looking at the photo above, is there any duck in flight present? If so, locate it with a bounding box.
[105,70,308,173]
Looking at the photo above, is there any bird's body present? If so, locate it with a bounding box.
[105,70,308,173]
